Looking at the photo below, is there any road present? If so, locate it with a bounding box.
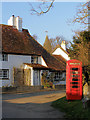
[2,90,66,119]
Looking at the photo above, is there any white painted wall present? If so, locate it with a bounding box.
[41,57,47,67]
[52,48,70,60]
[24,65,34,86]
[0,54,43,87]
[0,54,31,87]
[24,65,41,86]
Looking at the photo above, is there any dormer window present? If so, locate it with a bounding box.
[31,56,38,64]
[2,54,8,61]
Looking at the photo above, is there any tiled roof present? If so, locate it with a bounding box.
[1,24,66,71]
[24,63,50,70]
[1,24,41,55]
[52,55,66,65]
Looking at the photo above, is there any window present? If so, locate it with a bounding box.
[0,69,9,79]
[31,56,38,64]
[2,54,8,61]
[55,72,62,80]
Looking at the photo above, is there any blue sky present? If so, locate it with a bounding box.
[2,2,85,45]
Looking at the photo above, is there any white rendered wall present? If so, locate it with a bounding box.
[52,48,70,61]
[0,54,43,87]
[41,57,47,67]
[24,65,41,86]
[24,65,34,86]
[0,54,31,87]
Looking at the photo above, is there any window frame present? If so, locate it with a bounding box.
[31,56,38,64]
[2,54,8,61]
[0,69,9,80]
[55,72,62,80]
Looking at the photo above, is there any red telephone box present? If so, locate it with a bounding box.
[66,59,82,100]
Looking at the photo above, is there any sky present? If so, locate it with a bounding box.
[1,1,86,46]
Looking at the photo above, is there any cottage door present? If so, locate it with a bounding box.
[34,70,38,86]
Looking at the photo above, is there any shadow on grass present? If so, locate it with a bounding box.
[51,96,90,119]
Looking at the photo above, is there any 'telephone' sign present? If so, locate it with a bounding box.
[70,63,80,65]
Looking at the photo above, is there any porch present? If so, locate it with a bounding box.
[13,63,49,87]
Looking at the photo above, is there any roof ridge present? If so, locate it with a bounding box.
[51,44,69,55]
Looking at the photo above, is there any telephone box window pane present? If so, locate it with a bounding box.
[72,75,79,77]
[72,68,78,71]
[72,86,78,88]
[72,82,78,84]
[72,71,78,74]
[72,78,78,81]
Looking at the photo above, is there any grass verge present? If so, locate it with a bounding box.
[51,96,90,119]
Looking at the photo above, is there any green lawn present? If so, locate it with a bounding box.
[51,96,90,119]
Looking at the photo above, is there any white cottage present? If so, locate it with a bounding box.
[51,42,70,85]
[0,15,69,87]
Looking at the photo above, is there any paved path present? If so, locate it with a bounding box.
[2,90,66,118]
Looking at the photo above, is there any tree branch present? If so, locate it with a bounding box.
[72,2,89,27]
[29,0,55,15]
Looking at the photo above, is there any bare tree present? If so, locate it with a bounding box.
[29,0,55,15]
[29,1,90,28]
[50,36,69,50]
[43,35,68,53]
[72,2,90,29]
